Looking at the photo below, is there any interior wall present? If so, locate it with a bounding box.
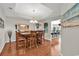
[61,3,79,56]
[5,18,31,42]
[0,7,6,53]
[61,27,79,56]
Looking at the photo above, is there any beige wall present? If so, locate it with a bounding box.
[61,26,79,56]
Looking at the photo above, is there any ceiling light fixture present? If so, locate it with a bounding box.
[30,17,38,23]
[8,7,13,10]
[30,9,38,23]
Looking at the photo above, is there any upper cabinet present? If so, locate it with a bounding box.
[62,4,79,21]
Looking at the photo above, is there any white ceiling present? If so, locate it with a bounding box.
[0,3,75,21]
[15,3,53,20]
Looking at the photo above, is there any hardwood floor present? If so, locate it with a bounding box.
[0,40,60,56]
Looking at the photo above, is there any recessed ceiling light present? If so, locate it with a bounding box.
[8,7,13,10]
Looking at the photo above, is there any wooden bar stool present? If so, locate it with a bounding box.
[16,32,26,50]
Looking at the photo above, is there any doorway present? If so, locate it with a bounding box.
[51,19,61,55]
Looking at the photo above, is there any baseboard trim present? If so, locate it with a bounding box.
[6,40,16,43]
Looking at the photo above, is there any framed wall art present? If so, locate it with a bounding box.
[0,18,4,28]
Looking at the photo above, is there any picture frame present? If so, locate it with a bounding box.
[0,18,4,28]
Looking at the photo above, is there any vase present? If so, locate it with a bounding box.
[8,30,12,48]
